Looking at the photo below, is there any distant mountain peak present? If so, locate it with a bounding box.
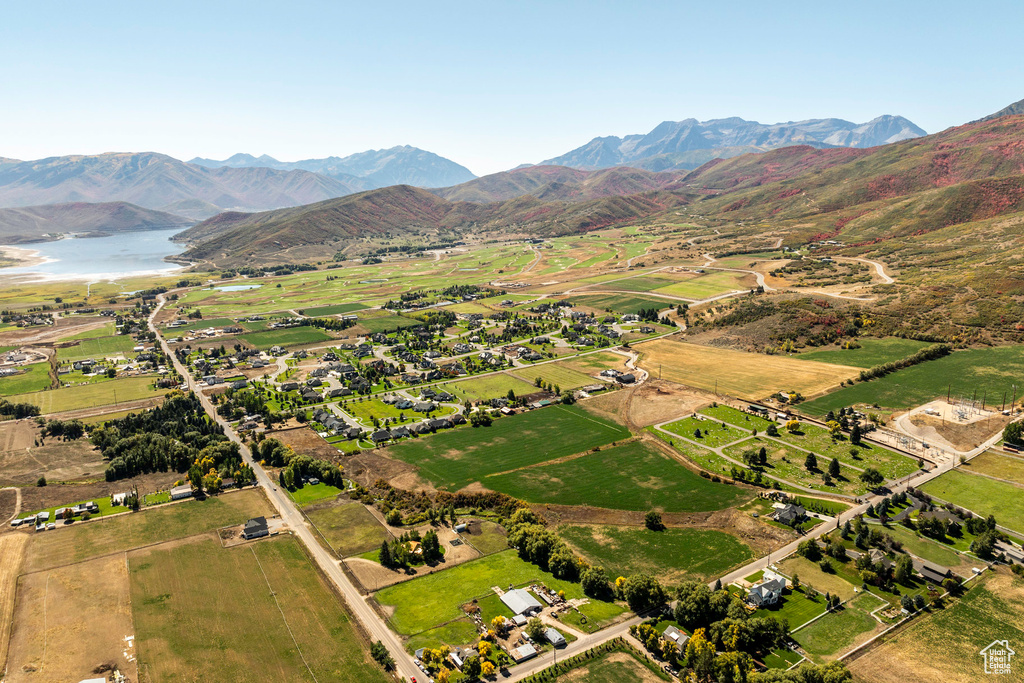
[974,97,1024,123]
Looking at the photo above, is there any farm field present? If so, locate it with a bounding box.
[582,274,676,293]
[352,312,419,334]
[636,338,858,400]
[0,534,28,678]
[796,338,932,368]
[792,592,884,662]
[305,501,391,557]
[963,450,1024,485]
[559,525,753,585]
[12,376,163,414]
[848,571,1024,683]
[554,649,669,682]
[443,372,535,402]
[63,320,117,339]
[130,535,389,683]
[921,469,1024,534]
[561,350,631,374]
[6,553,135,683]
[569,293,676,315]
[24,489,273,572]
[384,404,630,491]
[483,441,752,512]
[511,362,599,391]
[300,302,367,316]
[0,362,51,395]
[56,334,137,361]
[239,326,332,349]
[373,549,625,636]
[651,270,753,300]
[800,345,1024,416]
[462,520,508,555]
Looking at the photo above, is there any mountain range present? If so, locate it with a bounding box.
[540,115,927,171]
[0,201,192,243]
[189,145,476,189]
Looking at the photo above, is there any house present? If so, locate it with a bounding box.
[616,373,636,384]
[663,625,689,649]
[280,381,300,392]
[774,503,806,526]
[414,401,436,412]
[170,484,193,501]
[328,387,352,398]
[343,426,363,440]
[747,572,785,607]
[914,559,953,585]
[511,643,538,663]
[305,378,322,387]
[371,430,392,444]
[868,548,893,569]
[229,379,247,390]
[390,426,410,439]
[545,627,566,647]
[500,588,542,616]
[395,399,414,410]
[242,516,269,540]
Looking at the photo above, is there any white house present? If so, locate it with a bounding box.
[747,570,786,607]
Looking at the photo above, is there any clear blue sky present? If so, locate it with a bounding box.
[2,1,1022,175]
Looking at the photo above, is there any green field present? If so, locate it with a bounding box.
[56,334,137,361]
[569,293,673,315]
[778,556,860,601]
[301,302,367,316]
[355,313,419,334]
[463,520,508,555]
[963,450,1024,485]
[444,373,535,402]
[792,594,881,662]
[286,481,343,506]
[922,469,1024,534]
[796,338,932,368]
[753,587,829,629]
[130,535,389,683]
[559,525,752,585]
[306,502,391,557]
[14,376,163,414]
[24,489,273,572]
[165,317,237,333]
[584,275,675,292]
[483,441,752,512]
[63,321,117,339]
[0,362,51,395]
[511,363,598,390]
[385,404,630,490]
[374,549,625,635]
[239,327,332,349]
[661,416,752,448]
[869,523,965,568]
[801,345,1024,415]
[772,421,918,480]
[700,404,776,431]
[651,270,751,300]
[723,437,868,496]
[404,620,480,655]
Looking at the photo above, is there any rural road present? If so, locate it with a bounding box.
[149,295,424,683]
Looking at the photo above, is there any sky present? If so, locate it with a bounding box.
[2,1,1023,176]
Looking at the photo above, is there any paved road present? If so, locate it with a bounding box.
[149,295,424,683]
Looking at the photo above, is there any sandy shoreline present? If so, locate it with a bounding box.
[0,244,48,268]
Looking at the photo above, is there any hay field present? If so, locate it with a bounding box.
[0,534,28,676]
[13,376,163,414]
[636,338,858,399]
[6,553,135,683]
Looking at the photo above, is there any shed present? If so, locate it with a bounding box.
[511,643,538,662]
[500,588,542,616]
[545,627,566,647]
[170,484,194,501]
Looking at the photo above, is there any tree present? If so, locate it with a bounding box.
[850,423,862,445]
[477,640,492,657]
[786,419,800,432]
[481,660,495,677]
[686,628,717,681]
[913,594,926,610]
[379,540,393,569]
[1003,420,1024,447]
[370,641,395,670]
[581,566,610,598]
[525,617,545,642]
[766,423,779,437]
[859,467,884,487]
[894,554,913,584]
[462,655,481,679]
[828,458,841,478]
[826,420,842,438]
[757,446,768,466]
[490,616,506,634]
[798,539,822,561]
[621,573,666,613]
[36,475,46,487]
[644,510,664,531]
[804,452,818,471]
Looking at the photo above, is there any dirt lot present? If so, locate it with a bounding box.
[344,447,426,490]
[0,316,110,347]
[47,396,164,422]
[560,650,663,682]
[0,422,107,485]
[0,487,18,522]
[0,533,28,675]
[585,380,712,428]
[907,412,1010,452]
[344,524,481,591]
[6,553,137,683]
[274,425,348,463]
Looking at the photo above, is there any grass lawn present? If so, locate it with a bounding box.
[404,619,480,654]
[764,647,805,669]
[777,556,859,601]
[772,421,918,480]
[921,469,1024,534]
[341,397,425,425]
[385,404,630,491]
[553,648,671,682]
[444,373,535,402]
[873,523,967,568]
[305,501,391,557]
[300,302,367,316]
[286,481,343,506]
[24,489,273,572]
[661,416,751,448]
[13,376,163,414]
[792,603,879,661]
[130,535,389,683]
[239,327,332,349]
[636,338,858,401]
[963,450,1024,485]
[26,495,121,523]
[56,334,137,361]
[463,520,508,555]
[801,345,1024,416]
[754,588,829,629]
[483,441,752,512]
[848,571,1024,683]
[559,525,753,585]
[796,338,932,368]
[355,313,419,334]
[650,428,740,476]
[62,320,117,339]
[700,404,776,431]
[723,437,868,496]
[652,270,752,300]
[0,362,51,395]
[374,549,625,636]
[510,363,598,391]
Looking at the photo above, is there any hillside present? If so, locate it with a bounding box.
[0,152,363,213]
[178,184,683,265]
[542,115,926,170]
[974,97,1024,123]
[432,165,685,202]
[0,201,192,243]
[190,145,476,189]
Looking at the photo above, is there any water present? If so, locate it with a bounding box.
[215,284,261,292]
[0,228,188,281]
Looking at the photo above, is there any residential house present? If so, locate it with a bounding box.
[663,625,689,649]
[774,503,806,526]
[914,559,953,585]
[170,484,193,501]
[747,571,785,607]
[242,516,270,540]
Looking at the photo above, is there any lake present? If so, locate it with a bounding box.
[0,228,188,281]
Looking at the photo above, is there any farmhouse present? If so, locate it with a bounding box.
[500,588,542,616]
[663,625,689,648]
[747,570,786,607]
[170,484,194,501]
[242,516,269,539]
